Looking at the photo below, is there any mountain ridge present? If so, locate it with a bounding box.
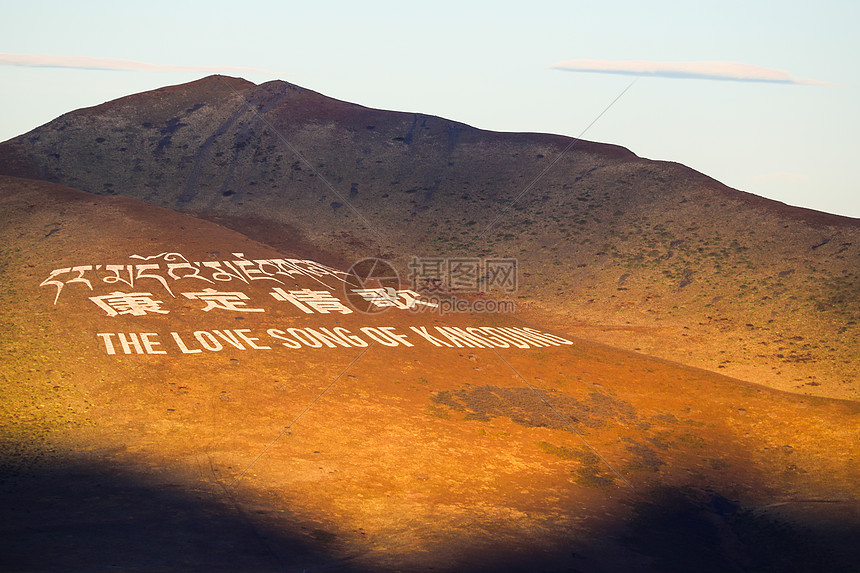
[1,74,857,398]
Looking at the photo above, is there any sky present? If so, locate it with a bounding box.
[1,1,858,218]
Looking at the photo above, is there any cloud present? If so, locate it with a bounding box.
[550,59,833,86]
[0,53,277,75]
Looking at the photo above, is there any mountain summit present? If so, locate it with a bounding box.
[2,76,859,571]
[1,75,857,397]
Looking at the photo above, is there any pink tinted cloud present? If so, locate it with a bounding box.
[0,53,276,75]
[551,59,833,86]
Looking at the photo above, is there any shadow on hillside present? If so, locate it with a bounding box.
[0,452,358,573]
[1,451,857,572]
[435,488,858,573]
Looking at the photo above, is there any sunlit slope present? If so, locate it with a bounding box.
[1,76,857,398]
[1,176,858,571]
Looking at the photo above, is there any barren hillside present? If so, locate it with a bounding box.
[1,75,857,398]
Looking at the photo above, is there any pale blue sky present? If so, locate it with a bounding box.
[2,1,858,217]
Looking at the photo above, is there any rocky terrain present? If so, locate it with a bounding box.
[1,175,858,571]
[1,77,858,571]
[1,75,857,398]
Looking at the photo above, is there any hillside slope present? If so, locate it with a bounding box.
[0,75,857,398]
[2,175,858,571]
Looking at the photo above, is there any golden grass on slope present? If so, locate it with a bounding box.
[1,177,857,571]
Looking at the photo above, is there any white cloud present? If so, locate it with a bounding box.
[550,59,832,86]
[0,53,277,75]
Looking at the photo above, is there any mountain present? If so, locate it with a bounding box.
[2,174,858,571]
[1,75,857,400]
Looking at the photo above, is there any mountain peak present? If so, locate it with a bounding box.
[0,77,857,399]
